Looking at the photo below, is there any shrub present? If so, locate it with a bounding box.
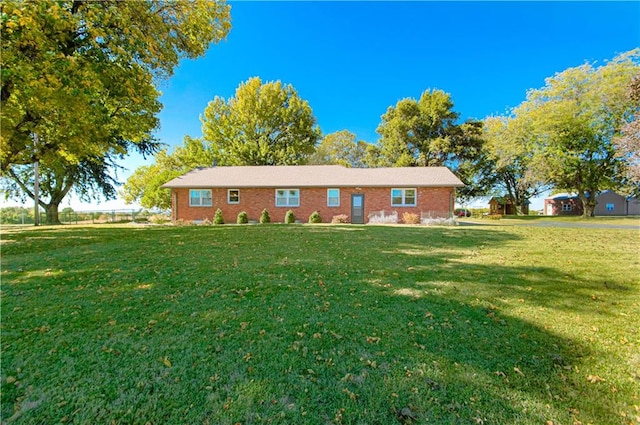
[149,214,170,224]
[421,216,458,226]
[260,209,271,224]
[213,208,224,225]
[201,218,212,226]
[402,212,420,224]
[367,211,398,224]
[485,214,502,220]
[308,211,322,223]
[237,211,249,224]
[331,214,349,224]
[284,210,295,224]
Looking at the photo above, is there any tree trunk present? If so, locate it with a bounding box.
[44,202,62,225]
[579,191,596,218]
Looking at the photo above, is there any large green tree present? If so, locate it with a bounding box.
[482,114,548,215]
[122,136,214,210]
[201,77,321,165]
[521,50,639,217]
[614,73,640,195]
[308,130,370,168]
[376,89,479,166]
[375,89,486,198]
[0,0,231,223]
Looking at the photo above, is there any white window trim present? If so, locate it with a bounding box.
[275,189,300,207]
[391,188,417,207]
[228,189,240,204]
[189,189,212,207]
[327,188,340,207]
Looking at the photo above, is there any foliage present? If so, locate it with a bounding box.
[375,89,485,175]
[284,209,295,224]
[2,225,638,424]
[401,212,420,224]
[236,211,248,224]
[0,0,231,222]
[331,214,349,223]
[482,114,549,214]
[308,130,370,167]
[201,77,321,166]
[521,49,639,217]
[614,73,640,196]
[308,211,322,223]
[122,136,215,209]
[214,208,224,225]
[260,208,271,224]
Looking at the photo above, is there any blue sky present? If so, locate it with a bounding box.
[38,1,640,210]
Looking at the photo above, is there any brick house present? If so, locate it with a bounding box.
[544,193,583,216]
[161,165,464,224]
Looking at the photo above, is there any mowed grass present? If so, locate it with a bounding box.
[1,224,639,425]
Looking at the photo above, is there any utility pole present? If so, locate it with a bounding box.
[33,133,40,226]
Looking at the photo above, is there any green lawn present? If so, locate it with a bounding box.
[2,224,639,424]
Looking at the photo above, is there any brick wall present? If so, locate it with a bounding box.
[172,186,454,223]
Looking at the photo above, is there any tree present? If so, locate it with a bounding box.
[122,136,214,210]
[1,0,231,223]
[377,89,462,166]
[482,114,549,215]
[201,77,321,166]
[375,89,487,195]
[614,74,640,195]
[522,50,639,217]
[308,130,369,167]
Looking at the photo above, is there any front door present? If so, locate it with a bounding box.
[351,194,364,224]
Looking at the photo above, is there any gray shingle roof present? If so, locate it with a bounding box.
[161,165,464,188]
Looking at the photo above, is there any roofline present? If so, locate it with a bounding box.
[162,183,465,189]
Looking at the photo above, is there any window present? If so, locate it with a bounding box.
[562,203,572,212]
[276,189,299,207]
[327,188,340,207]
[190,189,212,207]
[391,188,416,206]
[228,189,240,204]
[606,203,614,211]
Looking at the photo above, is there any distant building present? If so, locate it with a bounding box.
[544,190,639,216]
[489,196,529,215]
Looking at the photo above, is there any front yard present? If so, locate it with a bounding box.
[1,224,638,424]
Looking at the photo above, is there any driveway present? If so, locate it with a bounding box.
[458,219,640,230]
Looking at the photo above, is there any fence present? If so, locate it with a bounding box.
[58,209,145,225]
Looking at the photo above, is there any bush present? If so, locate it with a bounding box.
[213,208,224,225]
[331,214,349,224]
[367,211,398,224]
[484,214,502,220]
[260,209,271,224]
[284,210,295,224]
[149,214,170,224]
[421,216,458,226]
[237,211,249,224]
[402,212,420,224]
[201,218,212,226]
[308,211,322,223]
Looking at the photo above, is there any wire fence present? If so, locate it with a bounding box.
[0,209,169,225]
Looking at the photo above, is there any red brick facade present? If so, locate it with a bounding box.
[171,186,455,223]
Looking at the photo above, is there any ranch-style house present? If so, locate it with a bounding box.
[162,165,464,224]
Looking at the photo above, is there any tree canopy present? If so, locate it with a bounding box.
[201,77,321,166]
[0,0,231,223]
[518,49,639,217]
[308,130,370,168]
[122,136,214,210]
